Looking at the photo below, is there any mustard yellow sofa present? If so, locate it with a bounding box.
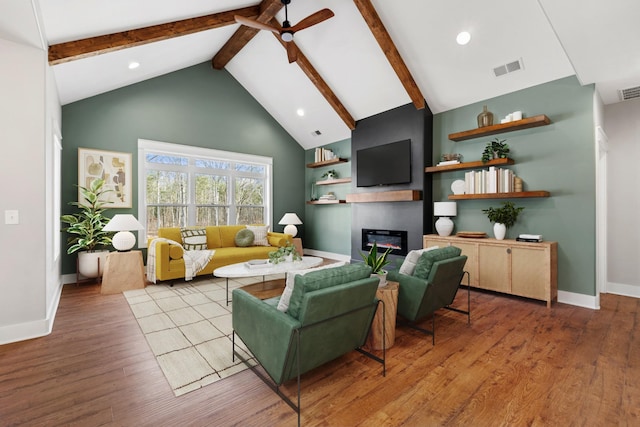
[151,225,292,282]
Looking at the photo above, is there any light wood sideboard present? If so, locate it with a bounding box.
[423,234,558,308]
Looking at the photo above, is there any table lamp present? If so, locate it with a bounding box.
[103,214,144,251]
[278,213,303,237]
[434,202,457,236]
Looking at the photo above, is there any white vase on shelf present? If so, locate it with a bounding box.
[493,223,507,240]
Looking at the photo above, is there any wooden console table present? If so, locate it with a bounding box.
[424,235,557,308]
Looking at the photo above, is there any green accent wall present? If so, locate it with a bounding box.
[432,76,596,296]
[61,62,305,274]
[304,138,352,255]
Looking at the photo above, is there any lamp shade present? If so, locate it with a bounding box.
[278,213,302,238]
[434,202,457,217]
[103,214,144,232]
[103,214,144,252]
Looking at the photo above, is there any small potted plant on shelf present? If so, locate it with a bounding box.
[359,241,392,287]
[268,243,302,264]
[61,179,114,278]
[481,138,510,163]
[321,169,338,180]
[482,201,524,240]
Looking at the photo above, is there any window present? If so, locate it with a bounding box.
[138,139,272,246]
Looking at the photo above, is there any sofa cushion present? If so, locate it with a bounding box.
[413,246,462,280]
[235,228,255,247]
[181,227,208,251]
[169,245,183,260]
[246,225,269,246]
[205,226,223,249]
[268,234,290,247]
[219,225,246,247]
[287,263,372,320]
[277,262,346,312]
[399,246,439,276]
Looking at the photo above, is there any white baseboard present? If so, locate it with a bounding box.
[605,282,640,299]
[557,290,599,309]
[0,279,63,345]
[303,249,351,263]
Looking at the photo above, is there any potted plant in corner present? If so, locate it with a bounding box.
[482,201,524,240]
[359,241,392,287]
[61,178,114,278]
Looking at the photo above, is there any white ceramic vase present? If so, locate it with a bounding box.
[78,250,109,278]
[372,271,388,287]
[493,223,507,240]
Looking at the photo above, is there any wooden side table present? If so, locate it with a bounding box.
[365,281,399,350]
[101,250,146,295]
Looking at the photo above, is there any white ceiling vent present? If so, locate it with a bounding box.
[493,59,524,77]
[619,86,640,101]
[311,130,322,136]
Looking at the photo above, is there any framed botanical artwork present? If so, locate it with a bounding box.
[78,148,132,208]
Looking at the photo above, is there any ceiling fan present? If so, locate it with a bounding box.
[235,0,334,63]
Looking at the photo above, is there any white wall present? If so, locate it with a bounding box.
[604,97,640,297]
[0,8,62,344]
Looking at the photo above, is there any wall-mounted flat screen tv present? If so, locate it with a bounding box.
[356,139,412,187]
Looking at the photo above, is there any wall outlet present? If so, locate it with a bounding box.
[5,210,19,225]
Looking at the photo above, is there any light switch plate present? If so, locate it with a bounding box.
[5,210,19,225]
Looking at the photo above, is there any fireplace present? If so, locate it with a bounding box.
[361,229,408,256]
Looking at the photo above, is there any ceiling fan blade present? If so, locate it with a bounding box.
[290,9,334,33]
[234,15,281,33]
[286,42,298,63]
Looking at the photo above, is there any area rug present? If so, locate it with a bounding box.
[123,275,275,396]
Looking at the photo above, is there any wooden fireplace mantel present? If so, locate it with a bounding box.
[346,190,422,203]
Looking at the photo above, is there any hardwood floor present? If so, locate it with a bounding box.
[1,281,639,426]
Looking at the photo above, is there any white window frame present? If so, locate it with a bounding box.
[137,139,273,248]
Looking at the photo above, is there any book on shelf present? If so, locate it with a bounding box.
[314,147,337,163]
[437,160,461,166]
[463,167,517,195]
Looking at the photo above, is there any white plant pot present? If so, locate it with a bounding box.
[78,250,109,278]
[493,223,507,240]
[372,271,388,287]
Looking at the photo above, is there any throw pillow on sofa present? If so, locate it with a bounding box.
[246,225,269,246]
[399,246,439,276]
[235,228,255,247]
[413,246,462,280]
[276,261,346,312]
[180,227,208,251]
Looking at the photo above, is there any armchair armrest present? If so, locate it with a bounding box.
[389,271,429,322]
[232,289,301,384]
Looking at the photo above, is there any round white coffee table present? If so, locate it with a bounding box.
[214,256,323,305]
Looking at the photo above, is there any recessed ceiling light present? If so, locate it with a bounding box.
[128,61,140,70]
[456,31,471,45]
[296,108,305,117]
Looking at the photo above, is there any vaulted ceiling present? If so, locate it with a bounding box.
[5,0,640,149]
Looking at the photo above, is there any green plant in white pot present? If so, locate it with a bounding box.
[482,201,524,240]
[359,241,392,287]
[61,179,114,278]
[268,243,302,264]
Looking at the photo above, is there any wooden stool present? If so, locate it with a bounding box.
[101,250,146,294]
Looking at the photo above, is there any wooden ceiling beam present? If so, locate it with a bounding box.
[48,6,260,65]
[212,0,284,70]
[273,34,355,131]
[353,0,425,109]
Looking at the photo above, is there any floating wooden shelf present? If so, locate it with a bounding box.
[448,115,551,142]
[448,191,550,200]
[316,177,352,186]
[307,199,347,205]
[425,158,515,173]
[306,158,348,168]
[346,190,422,203]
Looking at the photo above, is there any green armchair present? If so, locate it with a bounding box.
[232,263,385,425]
[388,247,470,345]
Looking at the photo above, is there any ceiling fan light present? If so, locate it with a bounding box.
[281,32,294,42]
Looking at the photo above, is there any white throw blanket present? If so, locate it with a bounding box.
[147,238,215,283]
